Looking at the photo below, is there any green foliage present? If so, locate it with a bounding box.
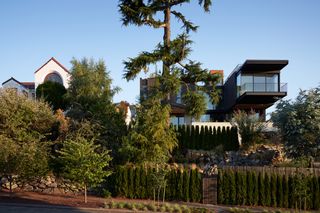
[0,89,56,184]
[218,169,320,210]
[271,174,277,207]
[231,110,265,149]
[108,165,202,202]
[258,173,265,206]
[277,174,284,208]
[271,86,320,158]
[175,125,239,151]
[119,0,220,119]
[66,58,127,164]
[121,99,178,164]
[58,133,112,203]
[217,170,224,204]
[36,81,68,110]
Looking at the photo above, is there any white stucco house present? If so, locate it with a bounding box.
[2,57,71,99]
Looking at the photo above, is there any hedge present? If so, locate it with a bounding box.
[218,169,320,210]
[107,165,202,202]
[174,125,239,151]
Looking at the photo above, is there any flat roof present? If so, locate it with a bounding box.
[239,60,288,73]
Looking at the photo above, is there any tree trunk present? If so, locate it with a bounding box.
[163,5,171,77]
[84,184,87,203]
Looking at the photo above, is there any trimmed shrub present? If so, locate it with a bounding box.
[271,173,277,207]
[277,174,283,208]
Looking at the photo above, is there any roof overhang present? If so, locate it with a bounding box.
[239,60,288,74]
[237,92,287,106]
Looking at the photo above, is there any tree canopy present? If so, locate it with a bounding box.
[119,0,220,119]
[272,86,320,158]
[36,81,68,111]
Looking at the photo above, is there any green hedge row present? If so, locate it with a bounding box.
[174,125,239,151]
[218,169,320,210]
[107,165,202,202]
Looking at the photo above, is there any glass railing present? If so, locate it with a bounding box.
[239,83,287,96]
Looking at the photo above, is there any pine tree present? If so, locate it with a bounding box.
[258,172,265,206]
[283,175,289,208]
[277,174,283,208]
[119,0,220,120]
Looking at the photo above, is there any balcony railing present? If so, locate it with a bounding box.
[239,83,287,96]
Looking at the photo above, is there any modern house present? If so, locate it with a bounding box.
[140,59,288,124]
[2,57,71,98]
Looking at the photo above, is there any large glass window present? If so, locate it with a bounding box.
[266,74,279,92]
[241,75,253,92]
[253,76,265,92]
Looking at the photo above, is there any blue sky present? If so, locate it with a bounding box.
[1,0,320,115]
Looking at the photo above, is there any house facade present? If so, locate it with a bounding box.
[140,59,288,124]
[2,57,71,98]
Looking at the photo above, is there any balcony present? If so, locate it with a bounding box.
[239,83,287,96]
[236,83,287,106]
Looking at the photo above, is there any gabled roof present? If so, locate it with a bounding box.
[34,57,70,74]
[2,77,21,86]
[2,77,35,90]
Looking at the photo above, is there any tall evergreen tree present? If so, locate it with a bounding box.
[119,0,220,120]
[183,170,190,202]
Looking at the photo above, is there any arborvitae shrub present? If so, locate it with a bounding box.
[140,166,147,199]
[177,170,184,200]
[122,166,129,197]
[235,171,243,205]
[218,170,224,204]
[229,170,236,205]
[223,170,230,204]
[283,175,289,208]
[313,176,320,210]
[216,127,222,146]
[258,172,265,206]
[264,174,271,206]
[271,173,277,207]
[277,174,283,208]
[204,126,210,150]
[195,169,202,202]
[134,167,141,198]
[199,126,205,150]
[190,125,196,149]
[195,125,200,149]
[212,127,217,149]
[252,172,259,206]
[186,125,191,148]
[247,171,254,205]
[288,175,294,209]
[183,170,190,202]
[128,166,135,198]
